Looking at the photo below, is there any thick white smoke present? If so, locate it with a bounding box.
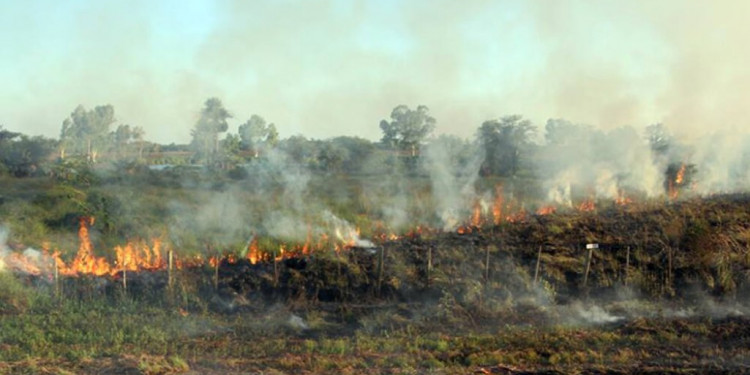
[424,136,483,230]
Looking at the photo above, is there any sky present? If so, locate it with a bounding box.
[1,0,749,144]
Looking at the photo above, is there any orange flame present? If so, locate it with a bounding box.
[669,163,686,200]
[577,200,595,212]
[675,163,686,185]
[275,245,286,261]
[492,185,504,225]
[62,217,111,276]
[505,210,528,223]
[615,190,633,206]
[247,238,260,265]
[471,200,482,227]
[536,206,556,215]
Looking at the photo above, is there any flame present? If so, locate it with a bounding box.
[247,239,260,265]
[536,205,556,215]
[492,185,504,225]
[471,200,482,227]
[4,215,384,279]
[615,190,633,206]
[3,252,41,275]
[61,217,111,276]
[675,163,686,185]
[505,210,528,223]
[577,200,595,212]
[113,239,164,273]
[669,163,687,200]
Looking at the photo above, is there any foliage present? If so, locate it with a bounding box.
[110,124,146,160]
[478,115,537,177]
[238,114,279,157]
[190,98,232,164]
[60,104,117,162]
[379,105,436,157]
[0,129,57,177]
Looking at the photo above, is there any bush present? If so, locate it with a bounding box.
[0,272,34,314]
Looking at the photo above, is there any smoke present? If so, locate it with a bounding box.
[538,121,665,204]
[3,1,749,147]
[424,136,483,230]
[0,226,55,276]
[690,132,750,194]
[534,119,750,204]
[563,302,624,325]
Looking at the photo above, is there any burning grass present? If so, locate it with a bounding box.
[4,194,750,373]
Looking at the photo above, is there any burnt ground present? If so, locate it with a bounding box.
[5,195,750,374]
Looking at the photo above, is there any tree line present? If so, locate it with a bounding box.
[0,97,687,183]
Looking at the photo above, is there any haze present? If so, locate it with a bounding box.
[1,0,748,144]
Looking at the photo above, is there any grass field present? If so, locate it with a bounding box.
[3,172,750,374]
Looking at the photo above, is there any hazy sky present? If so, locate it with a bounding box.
[1,1,748,144]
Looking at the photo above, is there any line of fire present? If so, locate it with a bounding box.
[1,164,694,280]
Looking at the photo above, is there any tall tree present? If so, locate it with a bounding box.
[379,105,436,157]
[131,126,145,159]
[238,115,278,158]
[191,97,232,164]
[109,124,147,160]
[477,115,536,177]
[60,105,116,162]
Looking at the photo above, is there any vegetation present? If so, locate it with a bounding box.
[0,99,748,373]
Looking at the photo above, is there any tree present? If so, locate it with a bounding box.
[111,124,132,159]
[60,104,116,162]
[238,115,278,158]
[220,132,242,165]
[379,105,436,157]
[109,124,147,161]
[280,135,317,166]
[426,134,475,172]
[328,136,375,174]
[131,126,146,159]
[191,97,232,164]
[317,142,350,173]
[645,123,672,157]
[0,127,57,177]
[477,115,536,176]
[544,118,592,146]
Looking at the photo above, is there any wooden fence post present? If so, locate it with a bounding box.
[534,245,543,285]
[583,243,598,288]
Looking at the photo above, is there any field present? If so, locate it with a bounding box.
[2,170,750,374]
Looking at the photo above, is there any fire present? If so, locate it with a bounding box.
[62,217,111,276]
[577,200,595,212]
[247,239,260,265]
[4,215,402,279]
[471,200,482,227]
[492,185,504,225]
[615,190,633,206]
[3,251,42,275]
[536,206,556,215]
[675,164,686,184]
[114,239,164,272]
[505,210,528,223]
[669,164,687,200]
[276,245,286,261]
